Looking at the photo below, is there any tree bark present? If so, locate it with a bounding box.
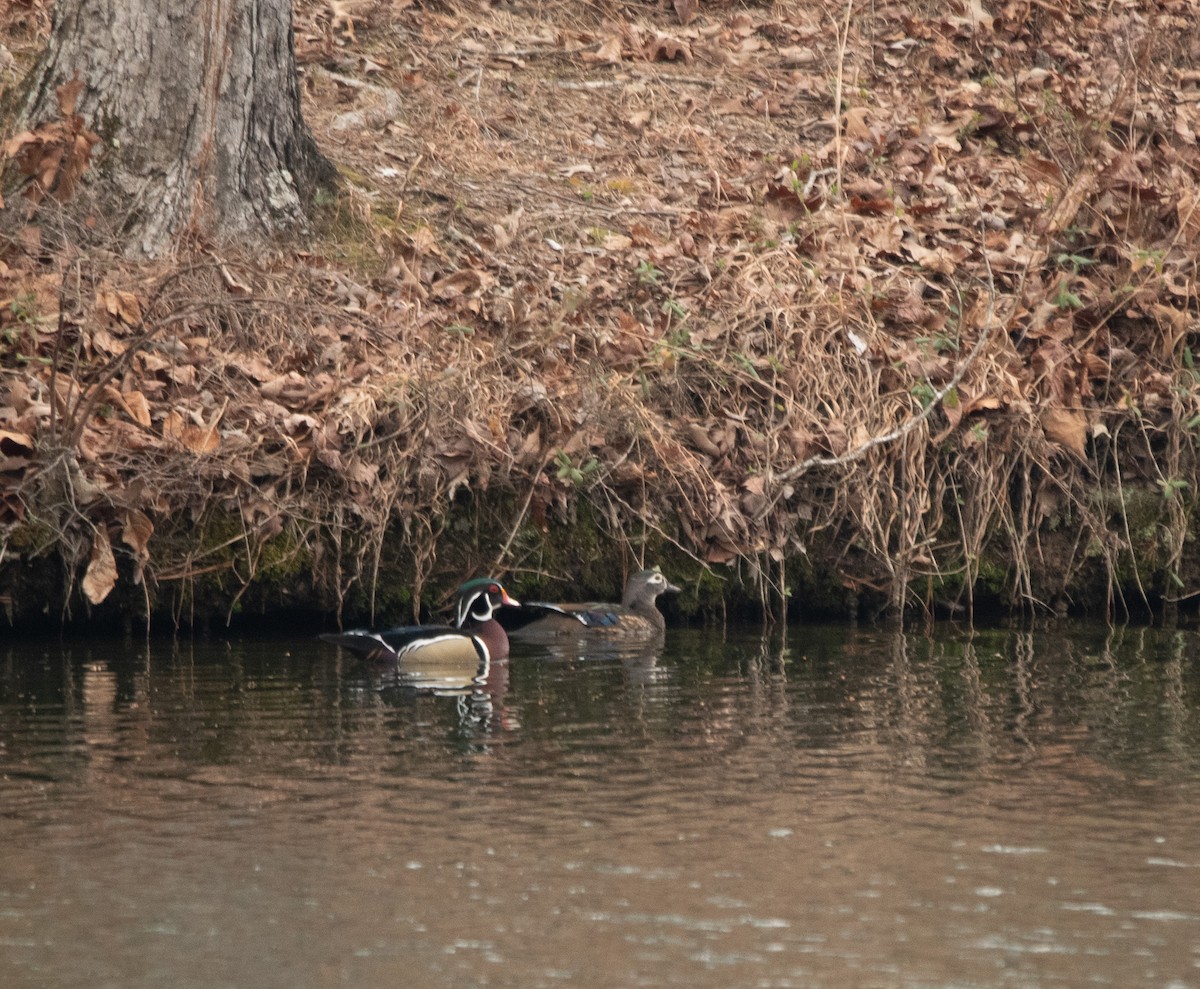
[18,0,336,256]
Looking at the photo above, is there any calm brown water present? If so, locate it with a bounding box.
[2,625,1200,988]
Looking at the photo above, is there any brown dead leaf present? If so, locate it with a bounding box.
[1040,167,1096,236]
[56,76,84,117]
[705,538,740,565]
[163,410,221,454]
[82,525,118,605]
[5,75,100,206]
[183,424,220,454]
[601,233,633,252]
[99,287,143,325]
[125,391,152,424]
[346,460,380,487]
[851,196,895,216]
[0,428,34,458]
[328,1,359,42]
[260,372,308,401]
[685,422,722,458]
[647,34,691,62]
[404,224,442,257]
[121,509,153,559]
[961,394,1004,416]
[584,35,623,65]
[430,268,494,300]
[219,263,252,297]
[626,109,653,131]
[121,508,154,585]
[101,385,152,427]
[162,410,184,439]
[231,354,277,382]
[6,377,32,413]
[962,0,994,30]
[673,0,697,25]
[1176,190,1200,245]
[1041,406,1087,458]
[842,106,874,142]
[780,46,818,68]
[90,327,129,357]
[283,413,319,434]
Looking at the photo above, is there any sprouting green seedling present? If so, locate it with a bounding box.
[733,352,760,380]
[445,323,475,336]
[915,332,959,354]
[636,260,661,285]
[661,298,687,321]
[554,450,600,487]
[1159,477,1189,501]
[911,381,936,407]
[1053,252,1096,273]
[9,293,37,324]
[1132,248,1165,272]
[665,325,692,349]
[1051,283,1084,309]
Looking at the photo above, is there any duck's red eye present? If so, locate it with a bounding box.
[488,583,500,593]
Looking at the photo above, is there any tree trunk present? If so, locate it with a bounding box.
[18,0,336,256]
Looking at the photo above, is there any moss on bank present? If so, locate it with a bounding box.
[3,476,1200,633]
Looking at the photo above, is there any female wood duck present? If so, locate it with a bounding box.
[498,568,681,642]
[319,578,521,667]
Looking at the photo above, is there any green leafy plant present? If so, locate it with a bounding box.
[733,351,760,379]
[1053,252,1096,273]
[9,292,38,323]
[1051,282,1084,310]
[661,298,686,321]
[916,331,959,354]
[1159,477,1189,501]
[911,381,936,407]
[554,450,600,486]
[636,259,661,285]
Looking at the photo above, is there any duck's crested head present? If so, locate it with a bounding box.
[455,577,520,627]
[622,567,682,607]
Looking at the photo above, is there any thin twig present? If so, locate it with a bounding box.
[830,0,854,219]
[491,452,553,571]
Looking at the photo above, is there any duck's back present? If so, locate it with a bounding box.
[501,601,660,641]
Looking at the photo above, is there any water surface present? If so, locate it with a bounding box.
[3,625,1200,988]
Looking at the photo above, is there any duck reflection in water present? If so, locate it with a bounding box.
[519,634,674,692]
[374,647,516,737]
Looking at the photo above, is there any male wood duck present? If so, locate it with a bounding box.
[498,568,681,642]
[319,578,521,668]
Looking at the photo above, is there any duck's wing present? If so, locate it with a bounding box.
[559,604,622,628]
[496,602,628,639]
[320,623,467,662]
[494,602,588,632]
